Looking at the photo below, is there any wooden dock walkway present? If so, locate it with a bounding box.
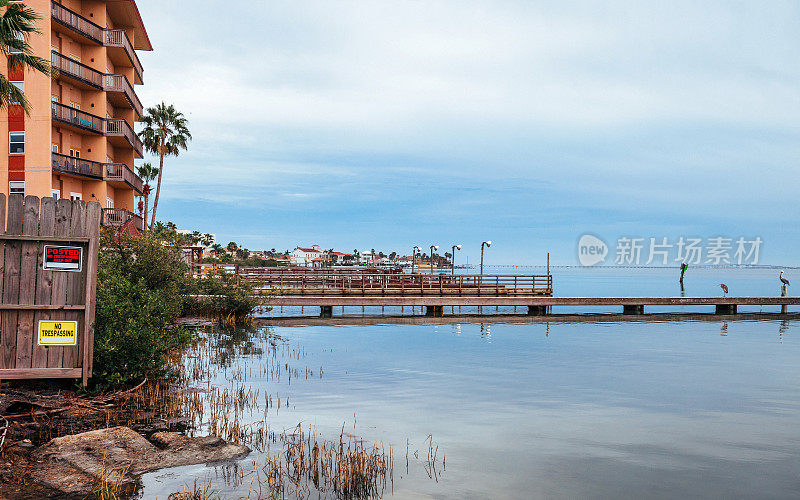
[263,296,800,317]
[231,268,797,317]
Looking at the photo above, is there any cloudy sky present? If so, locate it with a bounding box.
[134,1,800,265]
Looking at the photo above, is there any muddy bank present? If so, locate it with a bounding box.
[27,426,248,497]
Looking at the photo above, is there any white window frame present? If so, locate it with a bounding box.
[9,131,24,155]
[9,181,25,196]
[9,81,23,105]
[106,197,114,209]
[70,192,82,201]
[52,144,59,153]
[8,31,23,55]
[51,189,60,200]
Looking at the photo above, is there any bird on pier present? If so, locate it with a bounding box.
[719,283,729,296]
[780,271,790,287]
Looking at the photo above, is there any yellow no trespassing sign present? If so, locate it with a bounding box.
[38,320,78,346]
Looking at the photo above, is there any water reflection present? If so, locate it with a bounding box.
[139,318,800,499]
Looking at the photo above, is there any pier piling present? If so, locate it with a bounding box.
[527,305,548,316]
[320,305,333,318]
[782,285,788,314]
[715,304,737,315]
[623,305,645,315]
[425,305,444,317]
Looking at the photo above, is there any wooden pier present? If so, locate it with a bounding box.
[233,268,797,318]
[262,296,800,317]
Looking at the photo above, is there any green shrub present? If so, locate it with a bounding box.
[92,229,258,389]
[92,231,195,389]
[183,270,259,322]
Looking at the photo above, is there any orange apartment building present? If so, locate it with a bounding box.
[0,0,151,230]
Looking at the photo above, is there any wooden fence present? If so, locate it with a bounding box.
[0,195,101,386]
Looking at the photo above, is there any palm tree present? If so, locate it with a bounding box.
[138,102,192,228]
[0,1,50,114]
[210,243,224,256]
[136,162,159,230]
[201,233,215,247]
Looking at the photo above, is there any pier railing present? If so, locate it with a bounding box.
[240,272,554,296]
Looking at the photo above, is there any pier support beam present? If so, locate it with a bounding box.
[320,305,333,318]
[623,305,644,315]
[715,304,737,315]
[425,306,444,317]
[527,306,548,316]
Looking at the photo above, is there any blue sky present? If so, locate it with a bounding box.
[134,1,800,265]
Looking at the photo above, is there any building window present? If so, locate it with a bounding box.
[51,95,59,103]
[9,131,24,154]
[106,197,114,209]
[51,189,60,200]
[10,81,23,104]
[69,149,80,158]
[8,31,23,54]
[9,181,25,196]
[52,144,59,153]
[70,192,82,201]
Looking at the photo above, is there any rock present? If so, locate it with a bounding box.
[29,426,249,496]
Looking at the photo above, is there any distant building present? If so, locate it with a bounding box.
[291,245,325,267]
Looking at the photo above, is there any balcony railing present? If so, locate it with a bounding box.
[52,103,143,156]
[51,1,103,44]
[104,74,143,116]
[51,2,144,82]
[105,163,144,194]
[51,51,142,115]
[51,101,103,133]
[105,29,143,83]
[51,152,103,179]
[102,208,143,231]
[50,51,103,88]
[105,118,144,156]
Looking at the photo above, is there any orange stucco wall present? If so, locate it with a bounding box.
[1,0,147,213]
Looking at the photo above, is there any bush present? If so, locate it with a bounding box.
[183,270,259,323]
[93,231,195,389]
[92,228,259,390]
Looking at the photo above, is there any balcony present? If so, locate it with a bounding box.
[104,74,143,117]
[51,101,103,134]
[51,52,142,116]
[105,118,144,157]
[51,2,144,84]
[105,163,144,194]
[105,29,144,85]
[102,208,143,232]
[51,152,104,179]
[52,103,143,157]
[51,1,103,45]
[51,51,103,89]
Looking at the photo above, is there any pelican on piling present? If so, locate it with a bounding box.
[780,271,790,287]
[719,284,729,296]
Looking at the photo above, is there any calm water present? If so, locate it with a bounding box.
[140,268,800,499]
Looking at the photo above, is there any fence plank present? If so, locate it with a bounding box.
[32,198,55,369]
[48,199,73,369]
[15,196,40,369]
[0,194,6,301]
[0,195,24,369]
[83,202,101,384]
[63,200,86,369]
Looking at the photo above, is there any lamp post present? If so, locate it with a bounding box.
[412,246,421,274]
[451,244,462,275]
[430,245,439,275]
[480,241,492,276]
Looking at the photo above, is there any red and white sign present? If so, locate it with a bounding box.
[43,245,83,272]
